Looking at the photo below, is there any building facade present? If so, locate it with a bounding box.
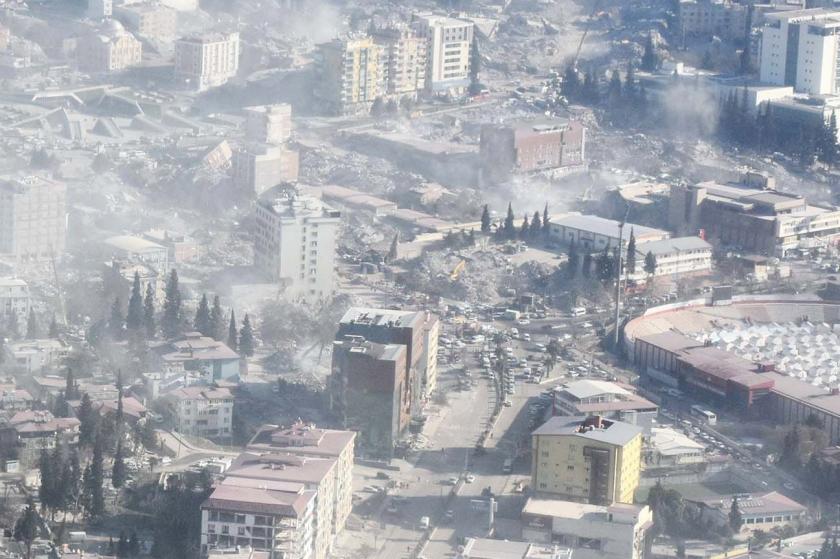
[628,236,713,283]
[372,25,427,97]
[547,213,670,253]
[114,3,177,39]
[678,0,748,40]
[161,385,234,439]
[413,15,474,94]
[77,20,142,73]
[760,8,840,95]
[254,196,341,302]
[0,278,29,324]
[244,104,293,144]
[553,380,658,431]
[315,36,386,115]
[175,32,240,91]
[531,416,643,505]
[233,144,300,196]
[0,175,66,261]
[86,0,112,18]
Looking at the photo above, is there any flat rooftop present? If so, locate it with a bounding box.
[340,307,425,329]
[551,212,669,241]
[532,415,643,446]
[247,422,355,458]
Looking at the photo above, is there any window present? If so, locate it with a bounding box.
[539,483,547,489]
[567,465,574,471]
[208,524,216,533]
[237,526,246,536]
[235,514,246,523]
[221,525,229,535]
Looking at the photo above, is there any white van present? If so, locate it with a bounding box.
[570,307,586,317]
[419,516,430,529]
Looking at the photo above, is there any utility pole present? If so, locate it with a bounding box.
[614,207,630,348]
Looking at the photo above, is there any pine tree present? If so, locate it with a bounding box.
[13,498,38,559]
[729,496,743,532]
[624,62,637,101]
[582,252,593,279]
[543,203,550,236]
[126,272,144,332]
[48,315,59,338]
[530,211,542,239]
[520,214,530,239]
[644,251,658,277]
[597,245,614,282]
[62,449,80,513]
[194,294,211,336]
[239,314,255,357]
[481,204,491,233]
[209,296,224,340]
[83,433,105,518]
[39,447,55,511]
[66,368,78,400]
[504,202,516,238]
[469,36,481,94]
[115,370,124,427]
[53,391,69,418]
[143,283,156,339]
[112,441,126,489]
[227,310,238,352]
[25,309,37,339]
[626,229,637,276]
[109,297,124,340]
[608,69,622,106]
[641,33,658,71]
[566,239,579,279]
[162,269,182,339]
[387,233,400,262]
[78,393,98,446]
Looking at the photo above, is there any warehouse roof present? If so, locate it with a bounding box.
[550,213,669,241]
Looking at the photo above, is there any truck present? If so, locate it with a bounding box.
[502,458,513,474]
[504,309,521,321]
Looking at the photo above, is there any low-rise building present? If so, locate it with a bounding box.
[233,144,299,196]
[480,119,586,183]
[201,476,316,559]
[175,32,240,91]
[531,415,643,505]
[77,20,142,73]
[114,3,177,39]
[700,492,807,533]
[456,538,573,559]
[160,385,234,440]
[0,278,30,323]
[246,422,355,535]
[104,235,169,275]
[644,427,706,467]
[553,380,658,431]
[143,229,202,264]
[547,213,670,253]
[629,236,713,283]
[521,498,652,559]
[6,339,68,373]
[9,410,79,468]
[153,332,241,381]
[0,387,33,412]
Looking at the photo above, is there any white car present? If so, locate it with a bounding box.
[465,474,476,483]
[516,318,531,326]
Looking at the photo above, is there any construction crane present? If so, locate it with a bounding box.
[571,0,603,70]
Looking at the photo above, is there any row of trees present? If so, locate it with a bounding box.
[564,232,658,282]
[481,203,552,241]
[562,62,650,125]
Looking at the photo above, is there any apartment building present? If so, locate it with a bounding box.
[552,380,658,431]
[338,307,440,410]
[86,0,112,18]
[175,31,240,91]
[760,8,840,95]
[480,119,586,183]
[372,25,427,98]
[413,14,474,94]
[330,335,408,458]
[546,213,669,253]
[521,498,653,559]
[677,0,748,41]
[531,415,643,505]
[114,3,177,39]
[243,104,293,144]
[628,236,713,283]
[201,476,316,559]
[233,144,300,196]
[0,175,66,261]
[77,20,142,73]
[9,410,80,468]
[253,196,341,303]
[315,36,386,115]
[246,422,355,535]
[153,333,241,381]
[160,385,234,440]
[0,278,29,324]
[668,172,840,256]
[225,453,339,559]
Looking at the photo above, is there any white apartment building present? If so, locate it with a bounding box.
[244,104,293,144]
[233,144,299,196]
[0,175,66,261]
[175,32,240,91]
[413,14,474,94]
[114,3,177,39]
[760,8,840,95]
[162,386,234,439]
[201,477,316,559]
[254,196,341,303]
[0,278,30,323]
[629,236,713,282]
[372,25,427,97]
[77,19,142,73]
[521,498,653,559]
[87,0,112,18]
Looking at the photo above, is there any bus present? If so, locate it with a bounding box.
[690,405,717,425]
[502,458,513,474]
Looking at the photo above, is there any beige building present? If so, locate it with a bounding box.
[247,421,355,535]
[161,385,234,440]
[315,36,386,115]
[114,3,177,40]
[0,175,66,261]
[175,31,240,91]
[225,452,338,559]
[0,278,30,324]
[521,498,652,559]
[531,416,643,505]
[233,144,299,196]
[412,14,474,94]
[77,20,142,73]
[244,104,293,144]
[373,25,427,97]
[254,195,341,303]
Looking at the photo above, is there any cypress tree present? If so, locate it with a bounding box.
[78,393,97,446]
[387,233,400,262]
[162,269,182,339]
[48,315,59,338]
[641,33,658,71]
[582,252,593,278]
[626,229,637,276]
[566,239,579,279]
[25,309,37,339]
[469,36,481,94]
[227,310,238,352]
[39,447,55,511]
[239,314,255,357]
[520,214,530,239]
[504,202,516,238]
[109,297,124,340]
[543,203,550,236]
[729,496,743,531]
[143,283,156,339]
[126,272,143,332]
[13,498,38,559]
[530,211,542,238]
[194,294,211,336]
[66,368,77,400]
[644,251,658,276]
[112,441,126,489]
[209,296,224,341]
[481,204,491,233]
